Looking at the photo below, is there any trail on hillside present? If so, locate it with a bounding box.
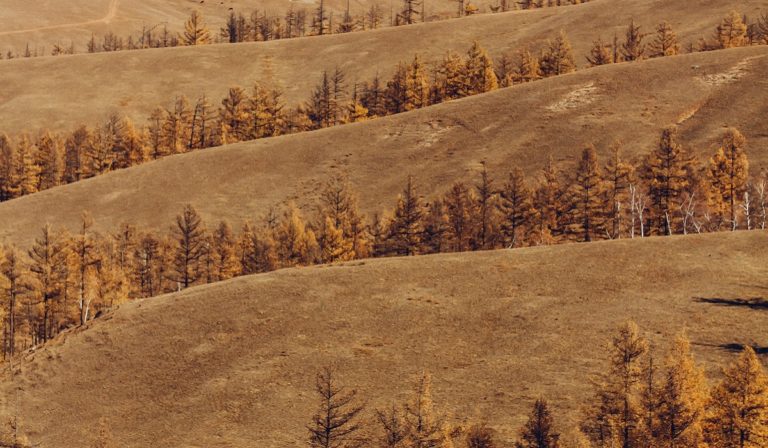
[0,0,119,37]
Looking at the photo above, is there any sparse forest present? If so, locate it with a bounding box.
[301,322,768,448]
[1,11,766,204]
[0,124,764,355]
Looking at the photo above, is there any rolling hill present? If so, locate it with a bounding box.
[0,46,766,247]
[0,230,765,447]
[0,0,765,134]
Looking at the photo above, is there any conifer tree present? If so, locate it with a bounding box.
[421,200,448,255]
[0,134,17,201]
[386,63,409,114]
[361,74,388,118]
[312,0,329,35]
[308,71,334,129]
[707,128,749,230]
[405,372,449,447]
[435,51,465,101]
[308,367,365,448]
[170,204,206,289]
[462,41,498,96]
[569,145,605,242]
[649,22,680,58]
[337,0,356,33]
[655,333,708,448]
[276,205,319,266]
[704,346,768,448]
[318,173,365,259]
[248,83,286,139]
[63,126,92,183]
[621,20,646,62]
[467,424,496,448]
[405,55,430,110]
[113,118,147,169]
[320,217,353,263]
[399,0,421,25]
[376,404,409,448]
[72,212,99,325]
[539,31,576,77]
[389,176,424,256]
[1,246,23,356]
[499,167,534,248]
[494,53,515,88]
[220,87,250,143]
[640,127,695,235]
[475,164,498,250]
[514,48,541,83]
[444,182,476,252]
[604,143,634,239]
[35,133,64,191]
[534,157,562,245]
[716,11,748,49]
[14,135,38,197]
[28,224,69,342]
[182,10,212,45]
[134,232,163,298]
[518,398,560,448]
[586,37,613,66]
[210,221,239,282]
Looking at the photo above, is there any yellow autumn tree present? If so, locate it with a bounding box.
[704,346,768,447]
[707,128,749,230]
[182,10,211,46]
[716,11,748,49]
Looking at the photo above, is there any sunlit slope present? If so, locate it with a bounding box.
[0,0,765,133]
[0,47,766,246]
[0,231,765,447]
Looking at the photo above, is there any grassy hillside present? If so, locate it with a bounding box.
[0,46,766,246]
[0,0,765,134]
[0,231,765,447]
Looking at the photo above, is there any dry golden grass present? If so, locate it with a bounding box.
[0,231,765,447]
[0,0,765,134]
[0,46,766,247]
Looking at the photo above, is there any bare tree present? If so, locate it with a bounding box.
[308,367,365,448]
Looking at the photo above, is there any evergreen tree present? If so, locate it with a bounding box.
[308,367,365,448]
[518,398,560,448]
[170,204,206,289]
[182,10,212,45]
[704,346,768,448]
[707,128,749,230]
[539,31,576,77]
[649,22,680,58]
[621,20,646,62]
[498,167,534,248]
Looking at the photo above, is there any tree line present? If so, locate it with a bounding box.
[300,322,768,448]
[0,125,765,356]
[2,10,767,203]
[0,0,593,59]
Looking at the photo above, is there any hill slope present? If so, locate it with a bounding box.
[0,47,766,246]
[0,0,765,133]
[0,231,765,447]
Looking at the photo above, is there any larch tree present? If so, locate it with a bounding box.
[182,10,212,45]
[534,156,563,245]
[14,134,39,197]
[375,404,409,448]
[474,163,498,250]
[0,134,17,201]
[421,200,448,255]
[404,371,450,448]
[63,126,92,184]
[28,224,69,342]
[444,182,476,252]
[707,128,749,230]
[275,205,319,266]
[569,145,605,242]
[640,127,695,236]
[404,55,430,110]
[467,424,496,448]
[716,11,748,49]
[170,204,206,289]
[581,321,647,448]
[72,211,99,325]
[539,30,576,77]
[320,217,353,263]
[655,333,708,448]
[35,133,64,191]
[704,346,768,448]
[435,51,465,101]
[621,20,646,62]
[308,367,365,448]
[462,41,498,96]
[398,0,421,25]
[514,47,541,83]
[604,143,634,239]
[649,21,680,58]
[134,232,163,298]
[220,87,250,143]
[211,221,239,282]
[1,246,23,357]
[389,176,425,256]
[518,398,560,448]
[586,37,613,66]
[498,167,534,248]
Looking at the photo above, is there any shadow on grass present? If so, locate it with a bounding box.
[694,296,768,310]
[719,343,768,355]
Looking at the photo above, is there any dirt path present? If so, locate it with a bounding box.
[0,0,119,37]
